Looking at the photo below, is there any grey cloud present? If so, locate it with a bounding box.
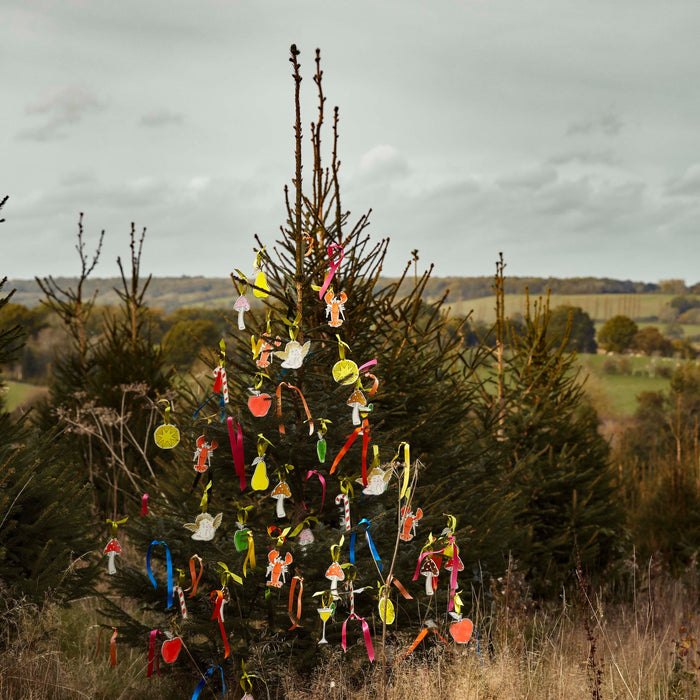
[356,145,409,185]
[139,110,185,128]
[665,164,700,197]
[18,86,104,142]
[566,111,624,137]
[548,150,619,167]
[497,165,557,190]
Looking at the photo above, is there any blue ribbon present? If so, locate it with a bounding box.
[193,395,215,420]
[191,665,225,699]
[349,518,382,573]
[146,540,173,609]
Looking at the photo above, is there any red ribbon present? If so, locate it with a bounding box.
[318,243,344,300]
[147,629,161,677]
[210,590,230,658]
[227,417,246,491]
[341,613,374,662]
[288,576,304,630]
[304,470,326,512]
[361,420,371,486]
[140,493,149,517]
[276,382,314,436]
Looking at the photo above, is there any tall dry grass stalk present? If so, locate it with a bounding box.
[3,564,700,699]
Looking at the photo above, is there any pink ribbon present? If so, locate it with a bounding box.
[341,613,374,662]
[227,417,246,491]
[304,470,326,512]
[147,629,161,677]
[140,493,149,517]
[357,359,377,373]
[412,548,445,581]
[447,535,459,612]
[318,244,344,300]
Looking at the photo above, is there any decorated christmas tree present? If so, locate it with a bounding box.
[99,47,481,696]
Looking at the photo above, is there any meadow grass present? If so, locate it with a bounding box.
[4,564,700,700]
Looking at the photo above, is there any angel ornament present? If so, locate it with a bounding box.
[184,512,223,541]
[275,339,311,369]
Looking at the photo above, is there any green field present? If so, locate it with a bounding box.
[577,353,684,416]
[3,381,48,412]
[448,293,676,323]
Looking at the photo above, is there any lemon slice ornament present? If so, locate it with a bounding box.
[332,336,359,385]
[154,401,180,449]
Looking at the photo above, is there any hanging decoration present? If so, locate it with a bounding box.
[316,418,330,463]
[399,506,423,542]
[103,517,127,575]
[153,400,180,449]
[232,276,251,330]
[274,315,311,369]
[184,482,223,541]
[251,434,272,491]
[252,247,270,298]
[193,434,218,473]
[146,540,174,609]
[315,590,335,645]
[248,372,272,417]
[324,289,348,328]
[276,382,314,436]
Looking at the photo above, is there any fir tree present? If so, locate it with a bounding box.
[100,47,483,695]
[0,199,99,605]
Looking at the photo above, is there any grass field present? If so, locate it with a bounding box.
[448,292,677,323]
[3,380,48,412]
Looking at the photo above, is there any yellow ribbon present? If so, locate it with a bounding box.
[200,481,212,512]
[330,536,345,563]
[339,476,355,499]
[243,533,256,576]
[106,517,128,538]
[217,561,243,587]
[290,516,319,538]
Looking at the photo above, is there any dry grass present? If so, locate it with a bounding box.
[3,566,700,699]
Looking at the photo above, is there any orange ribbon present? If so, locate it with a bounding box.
[397,628,449,662]
[276,382,314,436]
[288,576,304,630]
[94,626,118,666]
[186,555,204,598]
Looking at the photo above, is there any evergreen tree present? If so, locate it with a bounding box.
[100,47,485,695]
[0,199,99,605]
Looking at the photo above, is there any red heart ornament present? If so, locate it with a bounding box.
[161,636,182,663]
[248,392,272,418]
[449,618,473,644]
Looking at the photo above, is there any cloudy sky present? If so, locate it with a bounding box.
[2,0,700,284]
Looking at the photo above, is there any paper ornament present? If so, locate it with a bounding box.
[251,456,269,491]
[233,295,251,330]
[449,617,474,644]
[266,550,293,588]
[357,466,391,495]
[275,339,311,369]
[248,389,272,417]
[324,290,348,328]
[254,333,280,369]
[399,506,424,542]
[419,557,439,595]
[184,512,223,541]
[317,604,334,645]
[271,481,292,518]
[332,358,359,386]
[193,436,218,473]
[103,538,122,575]
[161,633,183,663]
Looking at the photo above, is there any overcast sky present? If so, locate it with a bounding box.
[2,0,700,284]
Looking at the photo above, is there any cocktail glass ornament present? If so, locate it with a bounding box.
[324,288,348,328]
[317,592,335,645]
[193,435,218,473]
[153,400,180,449]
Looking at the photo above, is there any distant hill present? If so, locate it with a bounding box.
[4,274,685,314]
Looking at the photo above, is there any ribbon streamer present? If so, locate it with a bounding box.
[242,533,256,576]
[396,628,449,663]
[288,575,304,630]
[191,665,225,700]
[147,629,161,678]
[140,494,149,517]
[146,541,174,609]
[210,590,230,658]
[349,519,382,573]
[318,243,344,300]
[276,382,314,436]
[341,613,374,662]
[93,626,118,666]
[304,470,326,512]
[330,424,362,475]
[186,555,204,598]
[227,417,246,491]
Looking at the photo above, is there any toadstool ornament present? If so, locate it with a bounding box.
[325,561,345,598]
[419,557,439,596]
[271,481,292,519]
[183,512,223,541]
[347,388,368,426]
[298,527,314,547]
[233,295,251,330]
[275,339,311,369]
[103,538,122,575]
[443,554,464,577]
